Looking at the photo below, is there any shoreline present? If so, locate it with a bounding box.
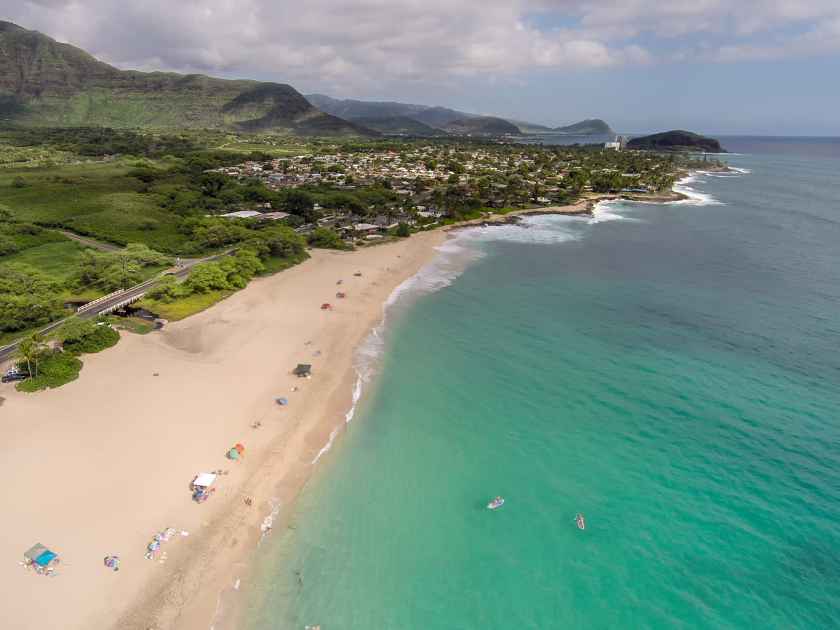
[447,188,689,232]
[0,230,445,630]
[198,181,700,629]
[123,231,449,630]
[0,173,703,630]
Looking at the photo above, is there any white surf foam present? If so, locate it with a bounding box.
[672,174,724,206]
[589,200,639,224]
[310,237,485,465]
[453,215,585,246]
[307,193,686,464]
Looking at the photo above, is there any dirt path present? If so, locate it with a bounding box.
[55,229,122,252]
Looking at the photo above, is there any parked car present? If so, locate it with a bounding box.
[2,370,27,383]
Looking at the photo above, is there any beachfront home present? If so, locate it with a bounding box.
[260,211,291,221]
[352,223,380,235]
[220,210,262,219]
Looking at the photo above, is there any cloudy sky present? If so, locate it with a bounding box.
[5,1,840,134]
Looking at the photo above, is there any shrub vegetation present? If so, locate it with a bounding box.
[16,351,83,392]
[59,319,120,354]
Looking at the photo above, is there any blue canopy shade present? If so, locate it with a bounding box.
[34,550,57,567]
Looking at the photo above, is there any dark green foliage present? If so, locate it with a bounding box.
[280,189,316,218]
[16,351,83,392]
[147,226,305,305]
[627,130,724,153]
[396,222,411,237]
[0,234,19,254]
[150,249,265,298]
[253,225,308,259]
[0,264,65,332]
[59,319,120,354]
[307,227,350,250]
[73,243,171,291]
[4,127,198,158]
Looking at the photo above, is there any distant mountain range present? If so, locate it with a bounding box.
[306,94,614,137]
[0,20,616,139]
[0,21,370,136]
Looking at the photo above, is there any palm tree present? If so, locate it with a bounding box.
[17,334,46,379]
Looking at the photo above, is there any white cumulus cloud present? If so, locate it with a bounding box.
[4,0,840,95]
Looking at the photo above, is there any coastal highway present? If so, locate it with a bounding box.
[0,249,234,365]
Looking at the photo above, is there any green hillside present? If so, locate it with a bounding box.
[0,21,372,136]
[351,116,444,136]
[627,130,725,152]
[444,116,521,136]
[554,119,614,135]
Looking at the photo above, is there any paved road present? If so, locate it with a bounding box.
[0,250,233,366]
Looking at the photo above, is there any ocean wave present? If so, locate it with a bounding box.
[309,171,725,464]
[589,200,638,224]
[312,240,483,465]
[455,215,585,246]
[311,425,341,465]
[696,166,751,179]
[672,175,724,206]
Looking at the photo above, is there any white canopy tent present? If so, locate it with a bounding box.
[193,472,217,488]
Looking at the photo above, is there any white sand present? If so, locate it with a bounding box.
[0,231,444,630]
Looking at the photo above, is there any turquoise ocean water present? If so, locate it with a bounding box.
[245,139,840,629]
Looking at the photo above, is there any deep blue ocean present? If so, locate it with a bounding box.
[245,137,840,629]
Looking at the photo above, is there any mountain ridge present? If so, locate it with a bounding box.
[306,93,612,136]
[0,21,372,136]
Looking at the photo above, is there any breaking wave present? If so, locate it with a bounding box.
[311,166,733,464]
[673,174,724,206]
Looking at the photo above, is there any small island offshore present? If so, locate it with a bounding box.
[0,19,733,630]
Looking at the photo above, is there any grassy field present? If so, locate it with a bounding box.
[0,143,77,168]
[108,316,157,335]
[2,239,88,281]
[138,290,233,321]
[0,159,194,252]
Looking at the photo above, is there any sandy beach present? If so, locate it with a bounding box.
[0,187,690,630]
[0,230,444,630]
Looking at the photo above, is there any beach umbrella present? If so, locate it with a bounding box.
[234,443,245,453]
[227,448,240,460]
[276,397,288,405]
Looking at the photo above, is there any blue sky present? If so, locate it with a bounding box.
[6,0,840,134]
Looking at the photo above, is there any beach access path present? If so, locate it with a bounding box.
[0,231,444,630]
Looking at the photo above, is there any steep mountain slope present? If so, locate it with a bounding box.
[306,93,614,136]
[407,106,480,129]
[305,94,429,120]
[306,94,477,130]
[0,21,372,136]
[627,130,725,152]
